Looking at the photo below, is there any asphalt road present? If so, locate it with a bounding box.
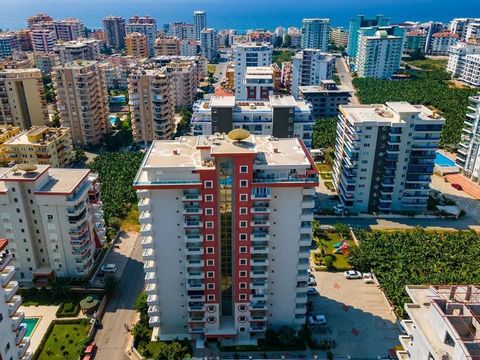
[94,233,144,360]
[335,57,359,104]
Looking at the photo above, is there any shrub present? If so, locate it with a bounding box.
[324,255,335,271]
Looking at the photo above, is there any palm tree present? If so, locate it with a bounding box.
[103,274,120,297]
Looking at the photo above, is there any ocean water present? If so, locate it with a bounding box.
[1,0,479,31]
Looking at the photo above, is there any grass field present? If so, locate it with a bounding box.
[316,163,333,173]
[37,320,90,360]
[405,58,448,71]
[314,232,354,271]
[121,205,140,232]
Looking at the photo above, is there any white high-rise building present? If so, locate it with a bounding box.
[134,133,317,344]
[301,18,331,51]
[31,28,56,53]
[274,27,286,40]
[356,30,403,79]
[126,16,157,57]
[457,94,480,182]
[233,43,273,100]
[54,38,102,64]
[291,49,335,98]
[447,42,480,86]
[0,165,106,283]
[200,28,217,61]
[0,239,31,360]
[169,22,196,41]
[333,102,444,214]
[193,10,207,41]
[450,18,480,41]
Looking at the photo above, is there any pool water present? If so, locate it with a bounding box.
[109,115,118,126]
[24,317,40,337]
[435,152,456,167]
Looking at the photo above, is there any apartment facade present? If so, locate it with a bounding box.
[243,67,274,101]
[233,43,273,100]
[333,102,445,214]
[53,18,85,41]
[456,95,480,182]
[100,63,130,90]
[0,34,20,58]
[356,30,403,79]
[0,165,105,283]
[430,31,459,55]
[126,16,157,57]
[0,239,32,360]
[3,126,74,168]
[103,16,126,50]
[165,60,199,108]
[55,38,102,64]
[34,52,56,74]
[128,68,175,143]
[200,28,217,62]
[404,31,427,55]
[0,125,20,166]
[191,95,315,148]
[31,28,56,53]
[126,33,149,58]
[347,15,390,58]
[397,285,480,360]
[134,133,317,343]
[330,27,349,48]
[0,68,49,129]
[193,11,207,41]
[298,80,352,118]
[169,22,196,41]
[53,60,110,146]
[291,49,335,99]
[300,18,331,51]
[450,18,480,41]
[155,36,181,56]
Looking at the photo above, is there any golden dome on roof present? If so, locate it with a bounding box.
[228,129,250,141]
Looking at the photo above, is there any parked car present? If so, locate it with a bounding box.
[82,342,97,360]
[451,183,463,191]
[363,272,374,284]
[100,264,117,273]
[308,314,327,326]
[344,270,362,279]
[307,288,319,296]
[308,277,317,286]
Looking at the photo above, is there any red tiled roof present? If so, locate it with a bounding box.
[432,31,459,38]
[0,238,8,252]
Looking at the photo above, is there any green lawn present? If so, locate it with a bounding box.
[37,320,90,360]
[405,58,448,71]
[316,163,333,173]
[19,289,83,307]
[314,232,354,271]
[319,172,333,180]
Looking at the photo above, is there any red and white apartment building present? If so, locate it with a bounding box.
[135,133,317,344]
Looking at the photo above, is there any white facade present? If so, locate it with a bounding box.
[99,63,129,90]
[356,30,403,79]
[448,43,480,87]
[301,18,331,51]
[450,18,480,41]
[233,43,273,100]
[0,166,105,283]
[200,28,217,61]
[457,95,480,182]
[291,49,335,98]
[397,285,480,360]
[55,38,102,64]
[31,28,56,53]
[180,40,198,56]
[191,95,314,148]
[53,18,85,41]
[466,23,480,43]
[166,60,199,108]
[193,11,207,41]
[126,16,157,57]
[134,134,317,344]
[430,32,459,55]
[169,22,195,41]
[333,102,444,214]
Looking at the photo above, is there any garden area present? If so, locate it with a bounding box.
[404,58,448,71]
[347,229,480,317]
[316,162,335,192]
[35,319,90,360]
[352,70,478,147]
[312,222,354,271]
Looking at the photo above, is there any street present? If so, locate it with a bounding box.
[94,232,144,360]
[335,57,359,104]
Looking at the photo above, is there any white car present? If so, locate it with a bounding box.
[308,315,327,326]
[344,270,362,279]
[308,277,317,286]
[363,272,374,284]
[101,264,117,273]
[306,288,318,296]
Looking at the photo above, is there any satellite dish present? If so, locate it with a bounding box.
[228,129,250,141]
[17,164,38,172]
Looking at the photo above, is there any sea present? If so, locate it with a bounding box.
[1,0,479,32]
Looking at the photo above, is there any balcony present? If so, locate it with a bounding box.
[184,220,203,228]
[187,271,205,280]
[186,259,204,268]
[17,337,30,358]
[140,223,153,237]
[188,316,206,323]
[296,293,308,303]
[8,295,22,316]
[1,265,16,287]
[250,325,266,332]
[186,281,205,291]
[250,220,270,227]
[250,302,267,311]
[250,281,267,290]
[142,248,155,261]
[251,190,271,200]
[0,251,13,271]
[188,304,206,312]
[11,311,25,330]
[138,197,151,212]
[250,233,270,242]
[147,294,159,306]
[145,283,157,295]
[303,188,316,196]
[301,210,313,221]
[149,316,161,326]
[16,323,27,344]
[251,207,271,214]
[183,206,202,215]
[144,260,155,271]
[184,234,203,243]
[187,294,205,302]
[5,281,19,301]
[182,192,202,201]
[139,211,152,225]
[299,236,311,247]
[251,315,267,322]
[250,270,268,279]
[185,247,204,256]
[144,271,156,284]
[302,195,315,208]
[250,259,268,267]
[250,246,268,255]
[148,305,160,316]
[141,236,154,249]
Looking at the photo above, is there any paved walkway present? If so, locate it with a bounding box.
[444,173,480,200]
[20,305,87,353]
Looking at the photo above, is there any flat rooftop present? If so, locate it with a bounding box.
[5,127,70,146]
[210,96,236,108]
[299,84,352,93]
[36,168,90,194]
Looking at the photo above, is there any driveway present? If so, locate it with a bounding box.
[309,272,399,357]
[335,57,359,104]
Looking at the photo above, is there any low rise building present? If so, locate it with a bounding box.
[281,61,292,91]
[3,126,74,168]
[397,285,480,360]
[192,95,314,147]
[0,238,32,360]
[298,80,352,118]
[0,165,106,283]
[333,102,444,214]
[243,66,274,101]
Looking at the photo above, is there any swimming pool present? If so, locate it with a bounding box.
[24,317,40,337]
[435,152,456,167]
[109,115,118,126]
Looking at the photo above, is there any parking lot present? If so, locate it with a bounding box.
[309,271,400,358]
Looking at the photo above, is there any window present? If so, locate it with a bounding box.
[239,207,248,215]
[239,294,247,301]
[239,233,247,241]
[205,208,214,216]
[240,180,248,188]
[206,247,214,254]
[207,295,215,301]
[205,221,214,229]
[207,271,214,278]
[239,221,247,228]
[239,282,247,289]
[239,259,247,266]
[47,214,54,222]
[207,259,215,266]
[239,271,247,277]
[239,246,247,254]
[240,194,248,202]
[205,194,213,202]
[207,316,216,323]
[204,181,213,188]
[240,165,248,173]
[206,234,214,242]
[207,283,215,290]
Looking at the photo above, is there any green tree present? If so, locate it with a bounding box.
[49,278,70,299]
[51,111,61,127]
[152,341,190,360]
[273,36,283,48]
[74,148,87,163]
[175,109,193,137]
[334,222,350,239]
[282,34,291,48]
[408,48,425,61]
[312,117,337,149]
[277,326,297,346]
[103,274,120,297]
